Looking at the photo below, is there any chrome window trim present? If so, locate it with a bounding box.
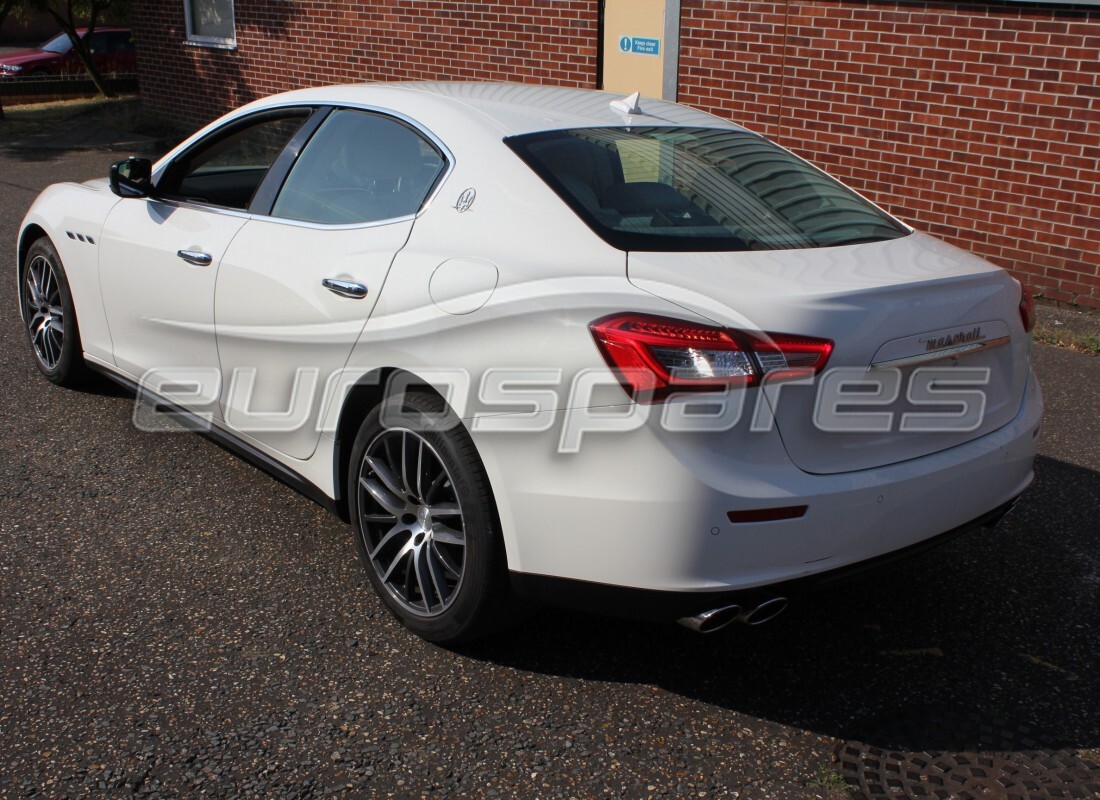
[142,197,418,232]
[141,197,253,220]
[152,101,455,232]
[247,211,420,231]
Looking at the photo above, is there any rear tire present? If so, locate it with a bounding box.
[347,391,518,643]
[20,237,89,387]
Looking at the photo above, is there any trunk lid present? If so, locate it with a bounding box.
[627,232,1030,474]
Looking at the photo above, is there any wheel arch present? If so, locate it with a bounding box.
[332,367,480,522]
[331,366,517,570]
[17,224,86,338]
[16,224,49,296]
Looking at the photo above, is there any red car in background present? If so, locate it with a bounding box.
[0,27,135,77]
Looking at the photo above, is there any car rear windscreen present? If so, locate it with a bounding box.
[505,127,909,252]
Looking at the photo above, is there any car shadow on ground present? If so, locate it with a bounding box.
[458,454,1100,756]
[80,368,132,398]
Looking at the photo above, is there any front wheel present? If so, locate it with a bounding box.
[348,391,518,643]
[20,237,88,387]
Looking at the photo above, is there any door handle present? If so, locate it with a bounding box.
[322,278,368,299]
[177,249,213,266]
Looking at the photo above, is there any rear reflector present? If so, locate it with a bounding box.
[727,505,808,523]
[590,313,832,403]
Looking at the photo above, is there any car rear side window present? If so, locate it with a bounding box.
[270,109,447,225]
[86,32,109,54]
[107,31,135,53]
[506,127,909,252]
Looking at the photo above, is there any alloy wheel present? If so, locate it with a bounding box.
[22,254,65,371]
[357,428,467,617]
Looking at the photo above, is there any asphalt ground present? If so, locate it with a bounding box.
[1,147,1098,799]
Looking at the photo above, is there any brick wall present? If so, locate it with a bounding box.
[133,0,598,130]
[134,0,1100,307]
[679,0,1100,309]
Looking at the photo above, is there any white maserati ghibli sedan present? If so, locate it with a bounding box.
[17,82,1041,642]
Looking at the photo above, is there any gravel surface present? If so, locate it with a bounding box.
[1,149,1098,799]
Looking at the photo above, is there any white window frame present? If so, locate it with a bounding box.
[183,0,236,49]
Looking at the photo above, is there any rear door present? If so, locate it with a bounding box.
[214,107,449,460]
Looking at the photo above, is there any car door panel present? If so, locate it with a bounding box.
[98,200,245,409]
[215,218,413,460]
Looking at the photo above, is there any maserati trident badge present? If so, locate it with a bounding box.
[454,187,476,213]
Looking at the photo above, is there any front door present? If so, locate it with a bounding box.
[98,109,313,409]
[98,201,244,395]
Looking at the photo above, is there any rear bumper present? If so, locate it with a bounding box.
[510,495,1020,621]
[477,368,1042,595]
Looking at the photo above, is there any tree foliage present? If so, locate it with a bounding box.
[0,0,20,33]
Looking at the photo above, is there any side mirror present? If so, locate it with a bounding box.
[109,157,153,198]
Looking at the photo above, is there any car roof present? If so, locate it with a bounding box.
[245,81,745,137]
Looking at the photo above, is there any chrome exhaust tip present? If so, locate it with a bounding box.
[678,596,789,633]
[738,596,788,626]
[677,604,742,634]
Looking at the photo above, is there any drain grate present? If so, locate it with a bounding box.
[836,712,1100,799]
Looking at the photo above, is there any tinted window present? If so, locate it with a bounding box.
[108,31,135,53]
[271,109,446,225]
[161,113,308,210]
[507,127,908,252]
[86,32,108,53]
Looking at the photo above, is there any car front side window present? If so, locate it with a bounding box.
[158,112,308,210]
[270,109,447,226]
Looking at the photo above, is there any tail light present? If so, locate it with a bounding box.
[1019,283,1036,333]
[590,313,833,403]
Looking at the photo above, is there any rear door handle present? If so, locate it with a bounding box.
[177,249,213,266]
[322,278,368,299]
